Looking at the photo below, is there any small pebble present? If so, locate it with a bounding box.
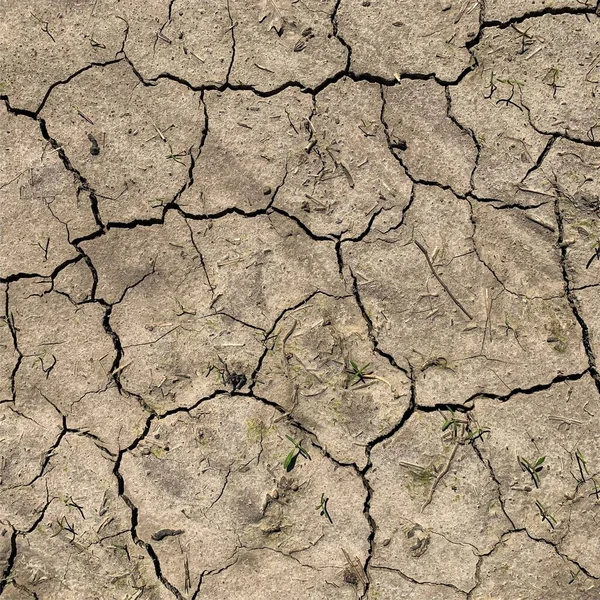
[263,186,272,195]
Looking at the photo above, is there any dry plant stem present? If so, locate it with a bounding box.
[420,442,459,513]
[414,239,473,321]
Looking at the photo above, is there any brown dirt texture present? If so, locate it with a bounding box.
[2,1,600,599]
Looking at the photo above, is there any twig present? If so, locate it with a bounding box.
[421,443,459,512]
[414,240,473,320]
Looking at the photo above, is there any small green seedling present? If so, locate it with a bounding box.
[283,435,311,472]
[50,516,76,541]
[441,408,467,440]
[346,360,393,388]
[346,361,373,386]
[484,71,497,99]
[316,493,332,523]
[65,496,85,519]
[441,409,489,444]
[518,455,546,488]
[174,298,196,316]
[569,567,581,584]
[502,313,523,349]
[574,449,589,485]
[466,425,491,443]
[543,66,564,98]
[589,477,600,500]
[535,500,556,529]
[166,144,187,165]
[586,244,600,269]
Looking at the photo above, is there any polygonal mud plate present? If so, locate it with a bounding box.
[450,66,551,205]
[179,88,312,215]
[9,278,116,392]
[274,78,412,239]
[255,293,411,467]
[383,80,477,196]
[185,212,346,328]
[122,0,233,86]
[6,434,170,600]
[471,531,600,600]
[342,185,587,406]
[40,61,204,224]
[368,411,510,592]
[53,259,95,304]
[0,0,126,112]
[120,395,369,597]
[228,0,347,91]
[337,0,479,82]
[462,13,600,142]
[0,105,95,279]
[472,375,600,577]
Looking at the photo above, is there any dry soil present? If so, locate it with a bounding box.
[1,1,600,599]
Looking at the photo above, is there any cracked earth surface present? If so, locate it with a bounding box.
[1,1,600,598]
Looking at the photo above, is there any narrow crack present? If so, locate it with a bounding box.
[331,0,352,74]
[379,84,467,198]
[345,263,408,376]
[523,528,600,581]
[370,564,469,596]
[466,368,589,404]
[358,364,417,599]
[224,0,236,85]
[0,529,17,596]
[465,529,516,599]
[0,489,54,597]
[554,191,600,392]
[153,0,177,56]
[471,440,516,530]
[7,413,67,491]
[4,283,22,405]
[444,86,481,194]
[520,134,559,184]
[249,289,350,393]
[38,117,105,231]
[521,89,600,149]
